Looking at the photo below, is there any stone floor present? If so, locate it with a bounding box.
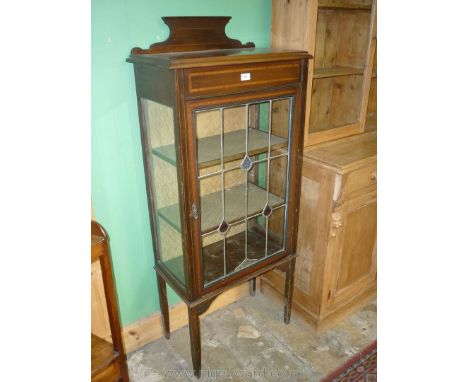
[127,293,377,381]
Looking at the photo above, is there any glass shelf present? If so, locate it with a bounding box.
[314,66,364,79]
[157,183,285,234]
[152,128,288,169]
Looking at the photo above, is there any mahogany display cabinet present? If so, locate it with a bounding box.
[127,16,311,377]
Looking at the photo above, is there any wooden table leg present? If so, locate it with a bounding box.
[284,257,296,324]
[188,306,201,378]
[157,274,170,339]
[249,278,256,296]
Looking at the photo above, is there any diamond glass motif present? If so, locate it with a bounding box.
[262,204,272,218]
[240,154,253,171]
[218,220,229,234]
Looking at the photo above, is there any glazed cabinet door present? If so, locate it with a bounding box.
[186,90,300,291]
[325,190,376,309]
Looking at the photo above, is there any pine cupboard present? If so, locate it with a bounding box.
[263,0,377,332]
[261,131,376,332]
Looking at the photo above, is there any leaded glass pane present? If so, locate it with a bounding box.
[195,97,293,287]
[267,206,286,256]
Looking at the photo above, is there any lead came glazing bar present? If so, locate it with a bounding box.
[244,104,249,264]
[264,100,273,257]
[282,98,293,252]
[198,169,223,180]
[197,97,294,284]
[200,204,287,238]
[198,152,288,180]
[220,107,227,278]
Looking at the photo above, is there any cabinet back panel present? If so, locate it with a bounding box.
[335,12,371,68]
[314,11,371,69]
[309,75,363,132]
[314,11,339,68]
[310,77,334,131]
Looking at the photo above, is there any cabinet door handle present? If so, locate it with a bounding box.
[330,212,343,237]
[332,212,343,228]
[371,170,377,181]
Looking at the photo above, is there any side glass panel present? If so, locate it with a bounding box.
[142,98,185,286]
[195,97,293,287]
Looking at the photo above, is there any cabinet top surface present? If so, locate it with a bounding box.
[127,48,311,69]
[303,131,376,171]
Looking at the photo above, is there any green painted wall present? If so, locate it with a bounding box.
[92,0,272,326]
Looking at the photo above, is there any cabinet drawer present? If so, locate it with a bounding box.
[183,61,302,97]
[336,163,376,202]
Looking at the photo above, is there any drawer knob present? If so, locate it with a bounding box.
[371,170,377,181]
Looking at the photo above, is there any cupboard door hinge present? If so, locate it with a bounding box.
[191,203,199,220]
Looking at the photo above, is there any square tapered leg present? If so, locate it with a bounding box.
[188,306,201,378]
[156,274,170,339]
[284,257,296,324]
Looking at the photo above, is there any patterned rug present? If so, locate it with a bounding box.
[321,341,377,382]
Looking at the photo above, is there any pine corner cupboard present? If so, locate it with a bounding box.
[127,17,311,378]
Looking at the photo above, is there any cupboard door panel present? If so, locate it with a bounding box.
[327,191,376,308]
[336,199,376,289]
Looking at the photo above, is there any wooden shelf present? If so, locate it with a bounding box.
[158,183,285,234]
[153,128,288,169]
[318,4,372,11]
[307,123,362,146]
[91,334,118,376]
[313,66,364,79]
[311,120,360,134]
